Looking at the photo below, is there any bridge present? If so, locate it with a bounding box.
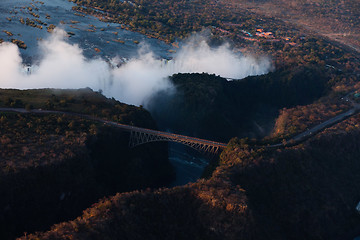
[0,108,228,155]
[98,119,227,155]
[1,90,360,155]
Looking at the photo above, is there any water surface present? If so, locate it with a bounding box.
[0,0,172,62]
[0,0,207,186]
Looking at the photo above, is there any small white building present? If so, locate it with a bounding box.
[21,64,39,75]
[21,64,32,75]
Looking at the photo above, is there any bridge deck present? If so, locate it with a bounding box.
[102,120,227,148]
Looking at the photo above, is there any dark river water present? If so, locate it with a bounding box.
[168,143,209,186]
[0,0,208,186]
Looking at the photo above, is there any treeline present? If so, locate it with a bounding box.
[0,88,155,129]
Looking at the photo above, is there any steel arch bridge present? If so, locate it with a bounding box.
[129,130,226,155]
[0,108,228,156]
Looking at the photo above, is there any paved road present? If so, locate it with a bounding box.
[291,107,358,142]
[1,93,359,150]
[268,92,360,148]
[0,108,228,149]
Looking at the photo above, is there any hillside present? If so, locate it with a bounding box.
[148,67,343,142]
[20,112,360,240]
[0,89,174,240]
[0,88,155,127]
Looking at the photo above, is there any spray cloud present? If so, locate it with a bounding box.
[0,29,272,106]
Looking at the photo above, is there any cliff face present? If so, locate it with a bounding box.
[148,69,329,142]
[21,114,360,240]
[0,89,174,240]
[0,120,173,240]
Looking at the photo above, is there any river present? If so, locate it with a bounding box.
[0,0,208,186]
[168,143,209,186]
[0,0,172,61]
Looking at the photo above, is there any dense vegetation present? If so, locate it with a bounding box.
[0,89,174,240]
[149,68,331,142]
[70,0,359,73]
[271,97,352,139]
[0,88,155,128]
[20,112,360,240]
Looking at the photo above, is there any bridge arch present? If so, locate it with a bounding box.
[129,131,226,156]
[0,108,227,156]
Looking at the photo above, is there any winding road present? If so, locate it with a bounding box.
[0,107,227,154]
[0,92,359,151]
[269,92,360,148]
